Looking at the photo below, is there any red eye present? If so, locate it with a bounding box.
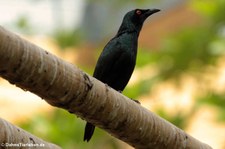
[136,10,142,15]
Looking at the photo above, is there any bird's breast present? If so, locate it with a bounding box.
[119,33,138,55]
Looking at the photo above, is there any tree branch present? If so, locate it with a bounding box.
[0,118,61,149]
[0,26,212,149]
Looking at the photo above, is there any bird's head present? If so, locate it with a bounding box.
[118,8,160,35]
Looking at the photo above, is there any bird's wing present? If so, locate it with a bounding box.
[93,39,124,80]
[93,38,135,91]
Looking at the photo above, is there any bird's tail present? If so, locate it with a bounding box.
[84,122,95,142]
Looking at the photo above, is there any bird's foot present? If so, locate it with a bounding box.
[117,90,140,104]
[118,90,122,93]
[118,90,141,104]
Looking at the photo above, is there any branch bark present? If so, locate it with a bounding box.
[0,26,212,149]
[0,118,61,149]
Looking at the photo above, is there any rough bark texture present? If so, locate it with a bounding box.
[0,26,212,149]
[0,118,61,149]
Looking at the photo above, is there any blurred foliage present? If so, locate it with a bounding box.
[197,93,225,121]
[52,29,83,49]
[156,108,189,129]
[155,26,218,79]
[124,76,159,99]
[14,15,33,34]
[192,0,225,25]
[136,50,158,67]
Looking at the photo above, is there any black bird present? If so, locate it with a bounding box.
[84,8,160,142]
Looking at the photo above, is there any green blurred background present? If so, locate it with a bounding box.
[0,0,225,149]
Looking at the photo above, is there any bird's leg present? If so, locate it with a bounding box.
[117,90,140,104]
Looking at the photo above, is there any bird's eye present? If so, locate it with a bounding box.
[135,10,142,15]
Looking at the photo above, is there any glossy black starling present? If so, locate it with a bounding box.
[84,8,160,142]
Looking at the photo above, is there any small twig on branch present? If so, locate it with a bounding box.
[0,26,212,149]
[0,118,61,149]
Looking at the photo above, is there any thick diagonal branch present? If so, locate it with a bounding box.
[0,26,212,149]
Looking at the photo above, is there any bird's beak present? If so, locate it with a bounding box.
[144,9,160,18]
[140,8,160,22]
